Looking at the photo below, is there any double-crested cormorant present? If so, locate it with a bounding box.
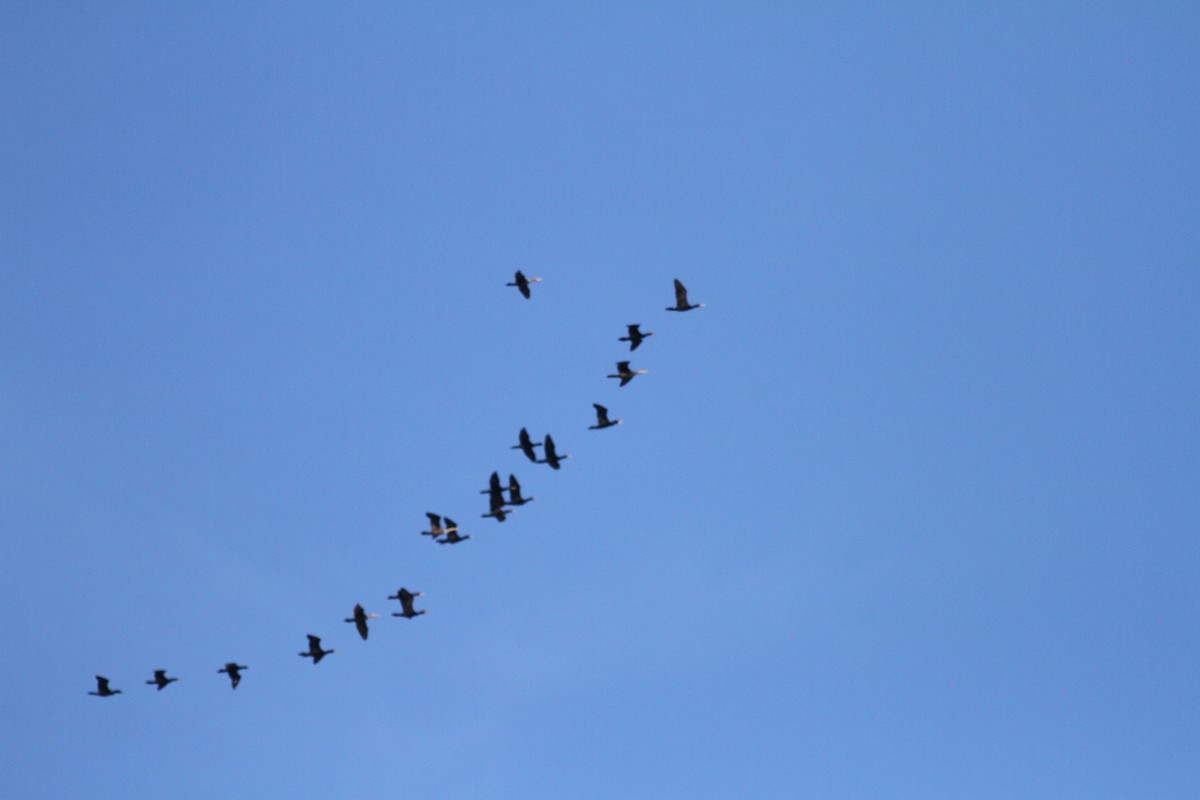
[538,434,570,469]
[344,604,379,641]
[299,635,334,664]
[507,474,534,505]
[482,470,512,521]
[511,427,542,463]
[389,588,426,619]
[619,324,653,351]
[422,512,446,538]
[89,676,121,697]
[607,361,647,387]
[666,278,703,311]
[589,403,621,430]
[146,670,178,691]
[218,662,247,689]
[507,270,542,299]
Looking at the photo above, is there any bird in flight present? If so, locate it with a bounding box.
[146,670,179,691]
[344,604,379,641]
[589,403,621,430]
[607,361,647,387]
[538,434,570,470]
[438,529,472,545]
[666,278,704,311]
[511,427,542,463]
[422,512,451,539]
[389,588,427,619]
[88,676,121,697]
[619,324,653,351]
[506,474,534,506]
[507,270,542,299]
[298,635,335,664]
[218,662,248,690]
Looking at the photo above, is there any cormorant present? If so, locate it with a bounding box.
[344,604,379,641]
[145,670,178,691]
[88,676,121,697]
[538,434,570,469]
[507,270,542,299]
[619,324,653,351]
[299,635,334,664]
[422,512,446,538]
[438,530,472,545]
[666,278,703,311]
[218,662,247,689]
[589,403,621,430]
[389,588,426,619]
[507,474,534,505]
[511,428,542,463]
[607,361,647,386]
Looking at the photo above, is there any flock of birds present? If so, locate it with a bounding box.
[87,276,703,697]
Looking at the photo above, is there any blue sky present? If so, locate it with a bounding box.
[2,3,1198,797]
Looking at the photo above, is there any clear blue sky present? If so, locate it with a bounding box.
[2,3,1197,798]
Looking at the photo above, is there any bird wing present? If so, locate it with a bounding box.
[307,635,321,650]
[616,361,630,373]
[96,676,110,691]
[544,435,557,458]
[674,279,688,306]
[443,517,458,532]
[593,404,610,424]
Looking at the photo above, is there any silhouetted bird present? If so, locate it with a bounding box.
[507,270,542,299]
[511,427,542,463]
[422,512,446,538]
[438,530,472,545]
[89,676,121,697]
[344,604,379,641]
[299,635,334,664]
[507,474,534,506]
[480,470,503,498]
[218,663,247,689]
[607,361,647,386]
[146,670,178,691]
[619,324,653,351]
[538,434,570,470]
[666,278,703,311]
[589,403,621,430]
[389,588,426,619]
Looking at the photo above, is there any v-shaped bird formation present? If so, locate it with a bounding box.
[88,277,702,696]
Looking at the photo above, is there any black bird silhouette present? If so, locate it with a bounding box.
[422,512,447,538]
[88,676,121,697]
[511,427,542,463]
[483,481,512,521]
[666,278,704,311]
[145,670,178,691]
[619,324,653,351]
[389,588,426,619]
[607,361,647,387]
[218,662,247,689]
[507,474,534,506]
[589,403,621,430]
[507,270,542,299]
[438,530,472,545]
[299,635,335,664]
[480,470,503,498]
[344,604,379,641]
[538,434,570,470]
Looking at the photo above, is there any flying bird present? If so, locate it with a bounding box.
[218,663,247,690]
[619,324,653,351]
[507,270,542,299]
[511,427,542,463]
[422,512,446,538]
[482,470,513,521]
[438,530,472,545]
[666,278,704,311]
[88,676,121,697]
[507,474,534,506]
[299,635,334,664]
[389,588,426,619]
[589,403,621,430]
[145,670,178,691]
[344,604,379,641]
[480,470,503,498]
[538,434,570,470]
[607,361,647,387]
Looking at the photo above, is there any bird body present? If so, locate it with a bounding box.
[146,670,179,691]
[607,361,647,387]
[218,662,247,689]
[619,324,653,351]
[507,474,534,506]
[507,270,542,299]
[589,403,621,430]
[89,676,121,697]
[389,588,426,619]
[666,278,703,311]
[344,604,379,641]
[299,635,334,664]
